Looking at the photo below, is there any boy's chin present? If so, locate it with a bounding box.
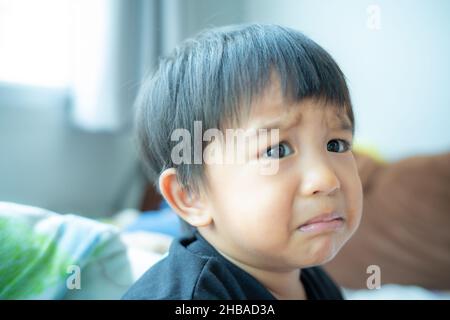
[300,253,339,268]
[298,240,346,267]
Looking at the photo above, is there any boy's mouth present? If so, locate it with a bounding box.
[297,212,345,233]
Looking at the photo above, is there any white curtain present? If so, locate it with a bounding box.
[69,0,158,132]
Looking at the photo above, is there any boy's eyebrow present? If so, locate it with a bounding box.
[329,115,353,133]
[249,112,302,133]
[246,112,353,135]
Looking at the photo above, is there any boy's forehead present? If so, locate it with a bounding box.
[246,95,352,133]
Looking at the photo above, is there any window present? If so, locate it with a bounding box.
[0,0,153,131]
[0,0,73,87]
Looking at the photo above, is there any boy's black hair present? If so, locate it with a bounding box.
[136,24,354,227]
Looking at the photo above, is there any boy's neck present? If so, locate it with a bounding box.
[215,247,307,300]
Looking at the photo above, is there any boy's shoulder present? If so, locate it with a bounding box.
[121,233,270,299]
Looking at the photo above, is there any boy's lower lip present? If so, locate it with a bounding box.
[297,218,345,233]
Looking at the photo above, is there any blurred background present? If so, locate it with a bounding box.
[1,0,449,218]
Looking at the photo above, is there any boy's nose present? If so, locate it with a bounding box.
[299,163,340,197]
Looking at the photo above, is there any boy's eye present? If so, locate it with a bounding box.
[263,142,293,159]
[327,139,351,153]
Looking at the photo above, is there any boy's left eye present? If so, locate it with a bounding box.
[327,139,351,153]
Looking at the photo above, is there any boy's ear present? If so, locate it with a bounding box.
[158,168,212,227]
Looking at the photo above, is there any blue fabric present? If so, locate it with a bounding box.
[125,202,182,238]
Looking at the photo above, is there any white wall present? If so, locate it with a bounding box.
[0,85,144,217]
[243,0,450,160]
[0,0,154,217]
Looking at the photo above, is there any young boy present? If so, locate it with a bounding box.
[123,24,362,300]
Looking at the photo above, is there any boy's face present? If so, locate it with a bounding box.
[200,80,363,271]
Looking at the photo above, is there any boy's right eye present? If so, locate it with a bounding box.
[262,142,293,159]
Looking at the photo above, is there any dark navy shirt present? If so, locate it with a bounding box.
[122,232,343,300]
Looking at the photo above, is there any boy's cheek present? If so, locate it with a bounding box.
[346,179,363,233]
